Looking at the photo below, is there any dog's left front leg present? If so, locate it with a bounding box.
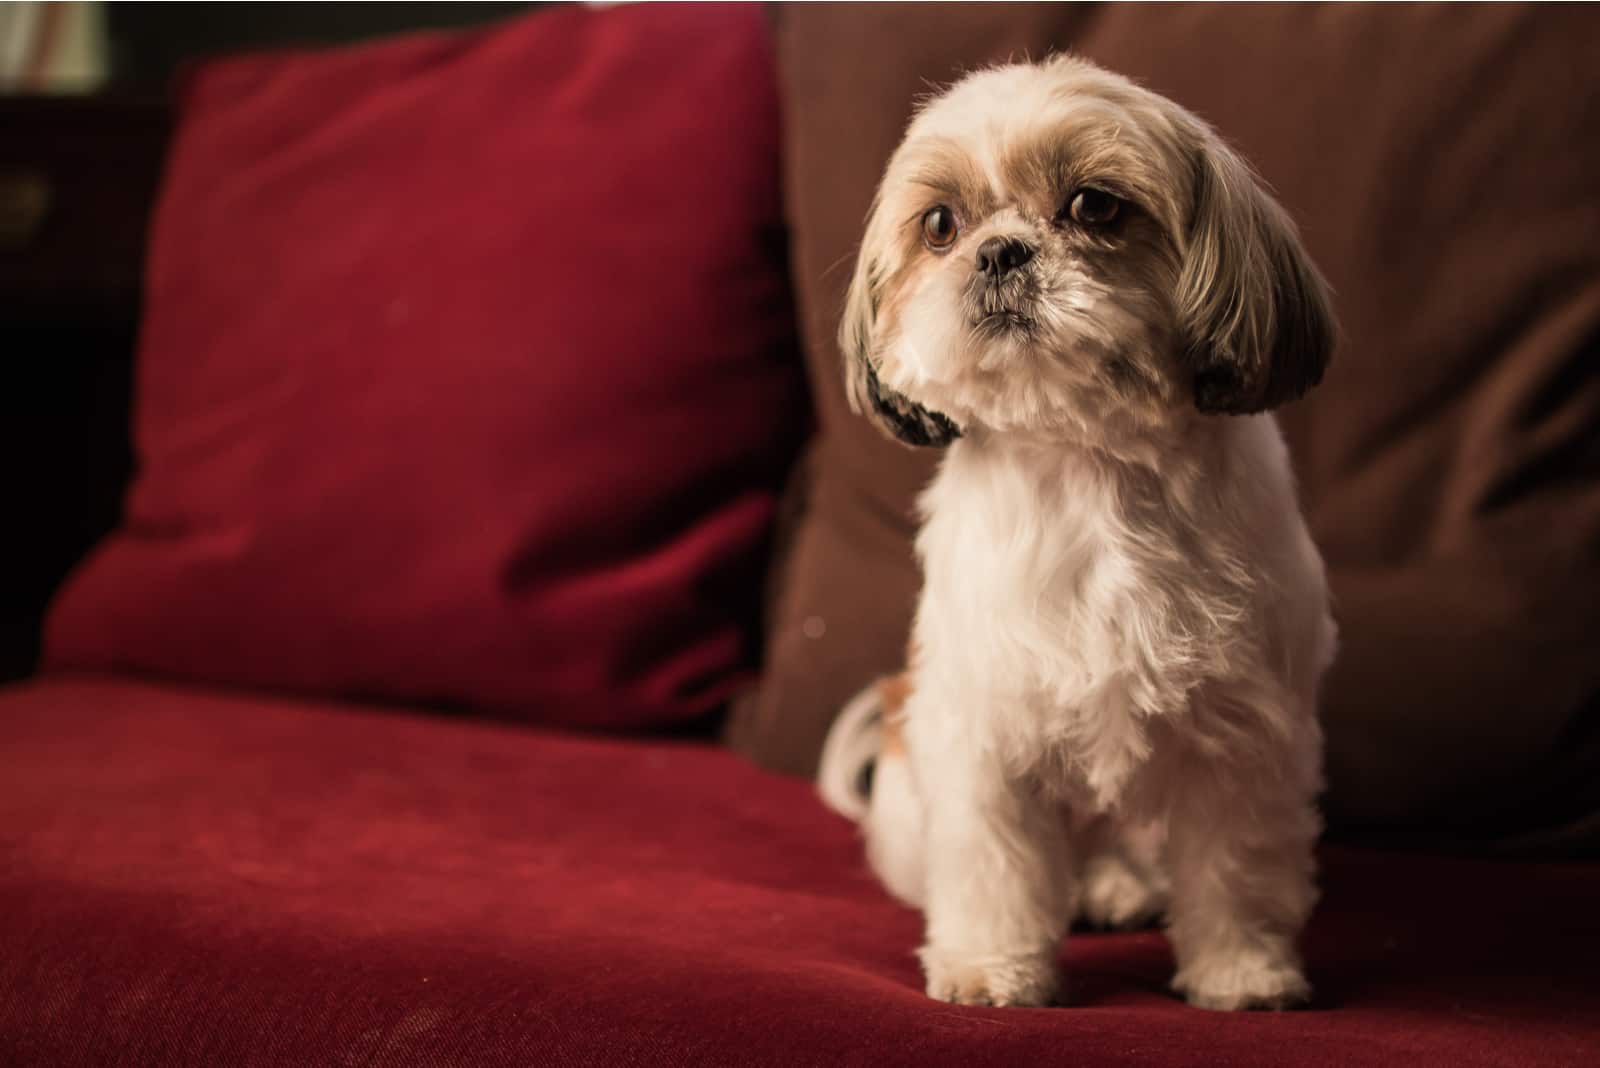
[1163,712,1321,1012]
[912,710,1070,1007]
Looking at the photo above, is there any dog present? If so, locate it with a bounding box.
[816,55,1338,1012]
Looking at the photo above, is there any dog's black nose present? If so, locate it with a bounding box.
[974,236,1035,279]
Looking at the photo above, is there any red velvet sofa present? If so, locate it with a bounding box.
[5,676,1600,1066]
[4,5,1599,1066]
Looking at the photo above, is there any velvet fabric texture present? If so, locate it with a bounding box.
[1,676,1597,1066]
[728,2,1600,851]
[43,3,807,730]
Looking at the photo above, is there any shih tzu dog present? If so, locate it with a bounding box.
[817,56,1337,1012]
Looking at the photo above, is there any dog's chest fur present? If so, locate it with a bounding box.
[913,429,1268,808]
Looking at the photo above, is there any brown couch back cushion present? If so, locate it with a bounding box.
[729,3,1600,852]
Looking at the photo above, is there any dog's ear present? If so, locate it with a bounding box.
[837,182,962,448]
[1174,130,1336,415]
[838,195,887,420]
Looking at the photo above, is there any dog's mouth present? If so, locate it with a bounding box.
[863,359,961,448]
[972,308,1036,335]
[967,277,1039,338]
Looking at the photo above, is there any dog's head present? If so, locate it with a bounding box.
[841,56,1335,448]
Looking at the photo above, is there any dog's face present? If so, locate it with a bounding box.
[842,58,1335,447]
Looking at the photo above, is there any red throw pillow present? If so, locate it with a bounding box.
[44,4,807,729]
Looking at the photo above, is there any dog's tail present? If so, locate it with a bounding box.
[818,674,927,907]
[816,679,892,822]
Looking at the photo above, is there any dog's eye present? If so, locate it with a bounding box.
[921,206,959,251]
[1067,188,1121,227]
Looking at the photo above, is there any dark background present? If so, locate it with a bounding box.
[101,2,537,87]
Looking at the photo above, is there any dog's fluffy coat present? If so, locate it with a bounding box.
[817,57,1337,1011]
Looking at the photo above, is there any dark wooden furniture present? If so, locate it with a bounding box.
[0,95,169,680]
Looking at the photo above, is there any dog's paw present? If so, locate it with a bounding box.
[920,946,1059,1007]
[1079,854,1167,931]
[1173,950,1311,1012]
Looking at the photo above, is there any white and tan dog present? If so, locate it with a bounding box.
[818,56,1337,1012]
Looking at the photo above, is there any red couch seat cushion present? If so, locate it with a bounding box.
[43,3,806,729]
[2,676,1597,1066]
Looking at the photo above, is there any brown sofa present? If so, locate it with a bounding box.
[731,2,1600,856]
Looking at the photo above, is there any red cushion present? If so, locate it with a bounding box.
[42,4,806,728]
[2,676,1597,1066]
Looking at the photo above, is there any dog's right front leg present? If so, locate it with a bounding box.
[912,709,1070,1007]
